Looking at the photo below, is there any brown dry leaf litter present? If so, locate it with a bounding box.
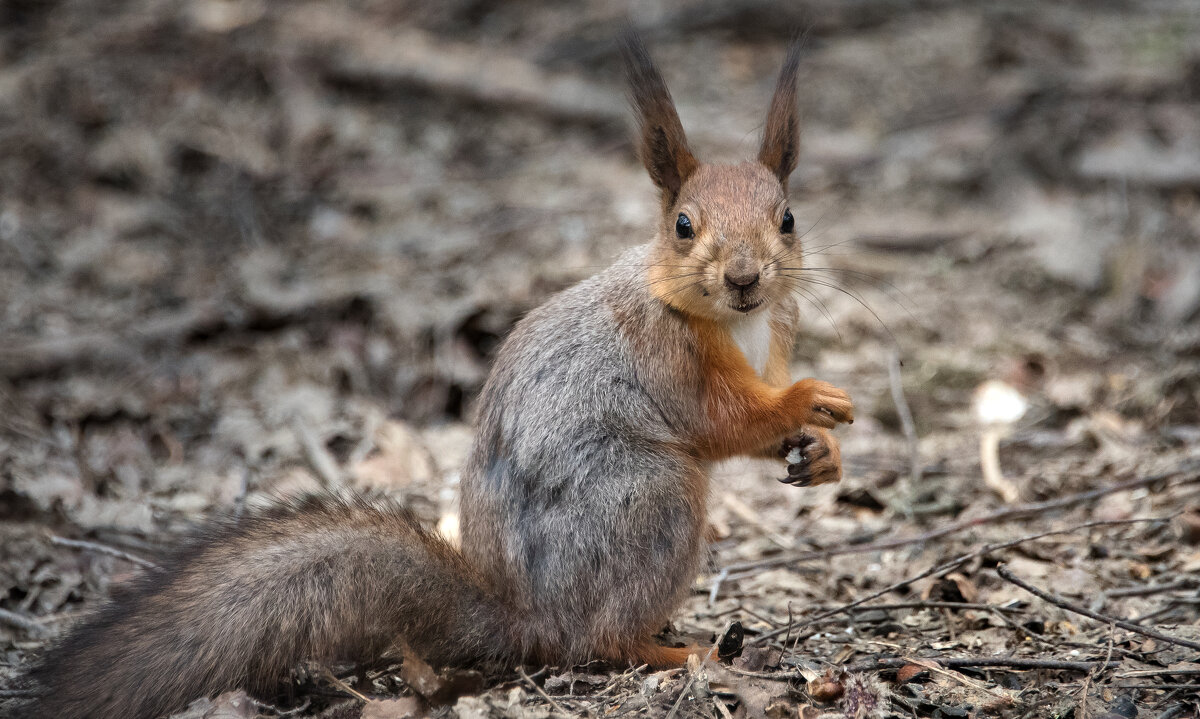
[2,1,1200,718]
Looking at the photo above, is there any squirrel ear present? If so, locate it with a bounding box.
[621,31,698,206]
[758,41,803,187]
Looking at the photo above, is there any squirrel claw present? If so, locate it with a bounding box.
[779,470,812,487]
[777,428,840,487]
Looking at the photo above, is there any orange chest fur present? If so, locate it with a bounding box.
[681,311,796,460]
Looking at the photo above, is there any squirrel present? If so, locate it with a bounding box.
[11,34,854,719]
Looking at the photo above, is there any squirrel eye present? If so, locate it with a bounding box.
[675,213,694,239]
[780,209,795,234]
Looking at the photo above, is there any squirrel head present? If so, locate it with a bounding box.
[622,33,803,322]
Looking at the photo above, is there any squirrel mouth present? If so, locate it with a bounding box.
[732,299,763,313]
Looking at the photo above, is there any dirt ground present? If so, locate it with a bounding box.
[2,1,1200,718]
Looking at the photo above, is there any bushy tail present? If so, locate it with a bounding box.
[16,496,518,719]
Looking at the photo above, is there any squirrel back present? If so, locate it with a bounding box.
[462,247,713,662]
[9,33,854,719]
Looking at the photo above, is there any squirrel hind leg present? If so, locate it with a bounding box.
[618,639,715,668]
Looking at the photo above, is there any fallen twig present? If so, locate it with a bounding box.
[739,600,1024,633]
[726,464,1199,574]
[664,674,695,719]
[996,563,1200,653]
[49,535,160,570]
[320,667,369,703]
[0,303,223,378]
[708,567,730,607]
[902,657,1011,699]
[752,515,1172,645]
[1131,605,1182,625]
[1105,579,1199,598]
[519,667,571,717]
[1118,669,1200,678]
[1,273,380,379]
[280,4,625,129]
[845,656,1119,673]
[1077,624,1116,719]
[725,655,1115,683]
[835,601,1025,614]
[292,417,344,490]
[1109,683,1200,690]
[888,350,921,488]
[0,607,49,637]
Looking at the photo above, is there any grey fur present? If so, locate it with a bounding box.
[463,244,711,660]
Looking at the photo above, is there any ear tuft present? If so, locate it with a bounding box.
[620,30,698,206]
[758,40,804,187]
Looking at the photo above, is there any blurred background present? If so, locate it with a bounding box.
[2,0,1200,709]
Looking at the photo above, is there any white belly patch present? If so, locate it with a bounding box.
[730,312,772,376]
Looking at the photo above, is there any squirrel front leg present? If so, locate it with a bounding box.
[743,325,844,486]
[685,317,852,461]
[692,372,852,461]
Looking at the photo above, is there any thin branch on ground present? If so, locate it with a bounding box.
[739,601,1025,633]
[1077,623,1116,719]
[1118,669,1200,678]
[292,417,344,490]
[1104,579,1198,598]
[279,5,627,129]
[0,607,49,637]
[1109,684,1200,690]
[844,656,1120,673]
[519,667,571,717]
[0,302,225,377]
[319,668,370,703]
[752,515,1172,645]
[48,535,160,570]
[833,601,1026,614]
[996,563,1200,653]
[888,349,922,489]
[664,675,695,719]
[725,463,1199,574]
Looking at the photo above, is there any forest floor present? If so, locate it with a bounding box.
[2,1,1200,718]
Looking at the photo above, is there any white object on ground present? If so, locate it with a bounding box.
[972,379,1028,503]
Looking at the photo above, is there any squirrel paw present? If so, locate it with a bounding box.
[777,428,842,487]
[791,379,854,428]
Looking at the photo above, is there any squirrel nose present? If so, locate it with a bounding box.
[724,270,760,291]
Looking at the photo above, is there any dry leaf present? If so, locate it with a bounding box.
[710,665,786,719]
[896,664,927,682]
[361,697,423,719]
[351,420,436,491]
[168,690,257,719]
[399,650,442,698]
[733,645,773,672]
[1127,561,1152,580]
[807,668,845,702]
[1177,507,1200,544]
[946,572,979,603]
[765,698,796,718]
